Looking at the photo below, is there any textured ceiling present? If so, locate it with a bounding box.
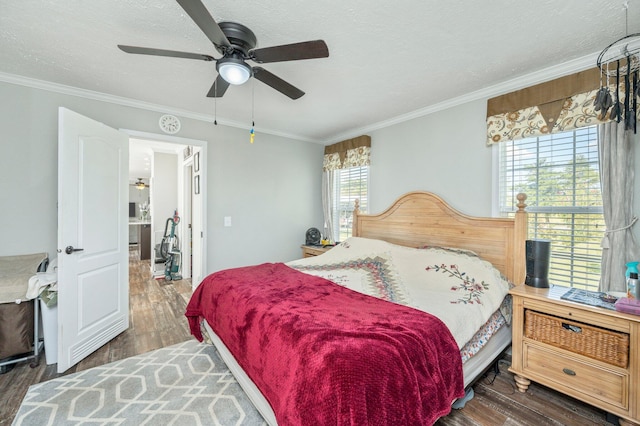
[1,0,638,144]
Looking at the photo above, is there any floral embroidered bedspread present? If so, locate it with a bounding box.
[287,237,513,351]
[186,262,464,426]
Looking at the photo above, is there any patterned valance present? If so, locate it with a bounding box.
[485,68,639,145]
[323,135,371,171]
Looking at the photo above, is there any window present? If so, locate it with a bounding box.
[330,166,369,243]
[497,126,604,290]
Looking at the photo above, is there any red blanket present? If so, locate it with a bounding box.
[186,263,463,425]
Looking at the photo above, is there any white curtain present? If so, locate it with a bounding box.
[598,120,639,292]
[321,135,371,243]
[321,171,335,242]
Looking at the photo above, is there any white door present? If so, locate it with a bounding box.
[191,148,204,287]
[57,107,129,373]
[181,164,193,279]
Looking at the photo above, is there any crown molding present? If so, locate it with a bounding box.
[0,51,600,146]
[0,71,323,144]
[325,52,599,144]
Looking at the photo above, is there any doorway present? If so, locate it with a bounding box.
[126,132,205,287]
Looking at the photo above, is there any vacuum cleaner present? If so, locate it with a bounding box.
[160,210,182,281]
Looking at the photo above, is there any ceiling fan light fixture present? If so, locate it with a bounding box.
[135,179,146,190]
[118,0,329,99]
[217,57,251,85]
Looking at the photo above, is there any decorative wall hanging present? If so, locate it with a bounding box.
[595,2,639,133]
[487,3,640,145]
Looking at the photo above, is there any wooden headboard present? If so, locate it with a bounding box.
[353,191,527,284]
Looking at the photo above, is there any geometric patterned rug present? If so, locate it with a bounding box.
[12,340,267,426]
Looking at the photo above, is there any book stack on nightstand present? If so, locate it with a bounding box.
[509,285,640,426]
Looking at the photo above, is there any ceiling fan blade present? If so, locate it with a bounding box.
[250,40,329,63]
[118,45,215,61]
[252,67,304,100]
[176,0,231,48]
[206,75,230,98]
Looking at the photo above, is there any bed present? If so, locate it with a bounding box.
[186,191,527,425]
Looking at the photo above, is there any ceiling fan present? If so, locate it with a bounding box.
[131,178,149,190]
[118,0,329,100]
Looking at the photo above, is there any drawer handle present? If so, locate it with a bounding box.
[561,323,582,333]
[562,368,576,376]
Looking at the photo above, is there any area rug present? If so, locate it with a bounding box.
[12,340,267,425]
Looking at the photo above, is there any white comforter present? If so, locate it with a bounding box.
[287,237,511,348]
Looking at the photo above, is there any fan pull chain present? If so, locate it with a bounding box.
[214,85,218,126]
[250,80,255,143]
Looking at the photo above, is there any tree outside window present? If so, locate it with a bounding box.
[498,126,603,290]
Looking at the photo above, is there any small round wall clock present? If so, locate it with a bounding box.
[159,114,181,134]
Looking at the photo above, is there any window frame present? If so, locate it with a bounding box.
[330,165,369,243]
[493,126,604,290]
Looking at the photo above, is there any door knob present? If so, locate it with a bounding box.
[65,246,85,255]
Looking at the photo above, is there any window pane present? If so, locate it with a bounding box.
[331,166,369,243]
[498,126,603,291]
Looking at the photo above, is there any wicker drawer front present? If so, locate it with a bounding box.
[524,310,629,368]
[523,343,628,410]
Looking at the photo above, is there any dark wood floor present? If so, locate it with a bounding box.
[436,360,615,425]
[0,248,619,425]
[0,247,193,425]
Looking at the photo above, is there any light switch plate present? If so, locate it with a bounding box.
[224,216,232,227]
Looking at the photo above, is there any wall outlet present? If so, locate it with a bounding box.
[224,216,232,227]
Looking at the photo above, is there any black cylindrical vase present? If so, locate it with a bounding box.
[525,239,551,288]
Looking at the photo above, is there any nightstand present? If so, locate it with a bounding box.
[509,285,640,425]
[301,245,332,258]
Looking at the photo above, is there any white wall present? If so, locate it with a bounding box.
[4,77,638,272]
[369,99,491,215]
[0,81,324,273]
[150,151,179,271]
[368,97,640,246]
[207,127,324,270]
[152,151,179,231]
